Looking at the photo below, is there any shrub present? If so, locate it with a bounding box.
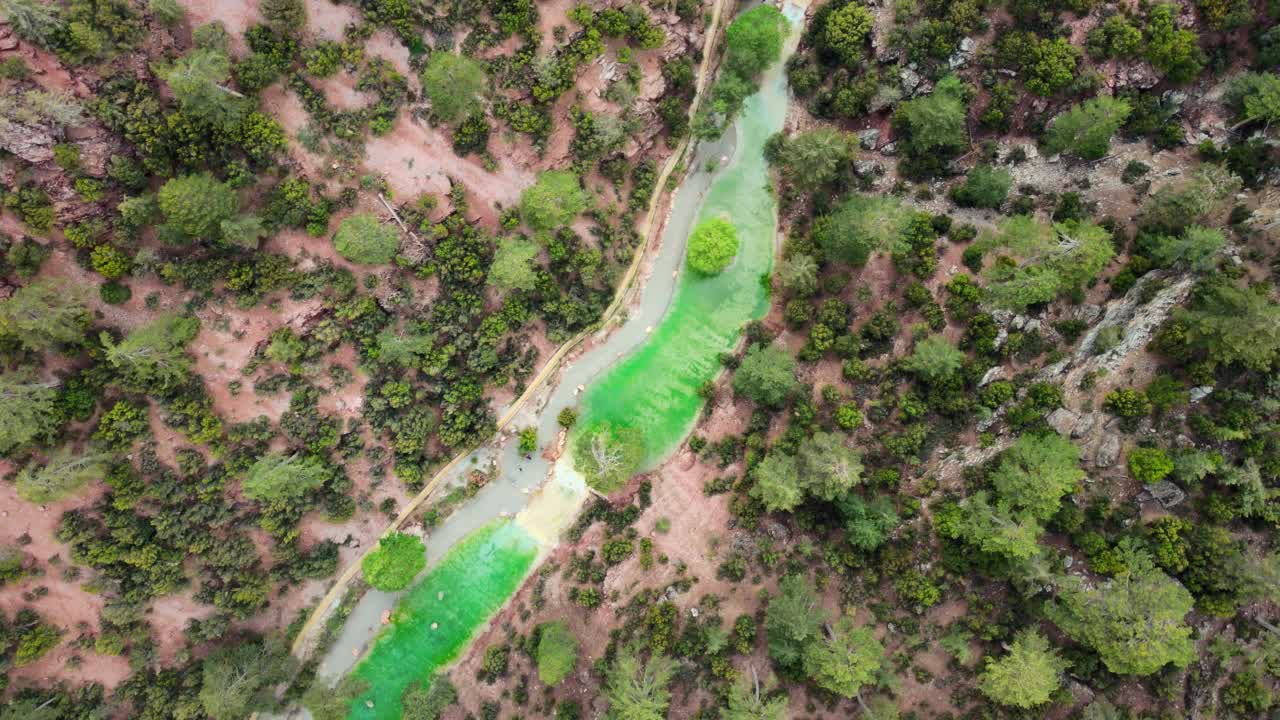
[686,218,738,275]
[536,621,579,685]
[951,166,1012,209]
[1145,4,1205,83]
[157,173,238,241]
[421,52,486,124]
[361,532,426,591]
[1128,447,1174,483]
[821,2,872,65]
[732,343,797,408]
[521,171,589,231]
[892,75,969,178]
[1043,96,1132,160]
[333,213,398,264]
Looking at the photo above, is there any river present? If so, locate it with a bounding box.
[319,4,806,716]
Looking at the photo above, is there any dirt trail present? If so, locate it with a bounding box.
[284,0,734,664]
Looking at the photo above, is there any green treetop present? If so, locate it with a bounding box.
[489,237,540,292]
[821,2,873,66]
[686,218,739,275]
[1177,281,1280,371]
[535,620,579,686]
[16,447,111,504]
[978,216,1114,312]
[0,279,90,350]
[0,371,60,454]
[1043,95,1132,160]
[1047,553,1196,676]
[723,4,787,80]
[891,75,969,178]
[732,343,797,408]
[521,171,589,232]
[802,616,884,699]
[1224,72,1280,128]
[573,421,646,493]
[989,432,1084,521]
[333,213,399,265]
[813,194,912,266]
[198,638,296,720]
[159,48,248,129]
[421,52,487,125]
[157,173,239,241]
[242,453,328,502]
[765,574,824,670]
[723,667,788,720]
[772,128,856,195]
[361,531,427,591]
[902,335,965,384]
[977,629,1068,708]
[603,644,676,720]
[101,314,200,393]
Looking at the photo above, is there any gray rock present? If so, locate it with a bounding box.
[991,310,1015,327]
[1189,386,1214,403]
[979,365,1004,387]
[1070,413,1097,439]
[899,67,921,93]
[1063,555,1074,570]
[853,159,883,178]
[1011,314,1028,331]
[1095,434,1121,468]
[856,128,881,150]
[1047,408,1078,436]
[960,37,976,52]
[1146,481,1187,508]
[879,142,897,156]
[1073,303,1104,325]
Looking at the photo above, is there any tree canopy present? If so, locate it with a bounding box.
[686,218,739,275]
[813,195,912,266]
[733,343,797,408]
[241,453,328,503]
[573,421,646,493]
[489,237,540,291]
[977,216,1115,311]
[0,280,90,350]
[0,371,59,454]
[603,644,676,720]
[1176,281,1280,371]
[902,335,965,384]
[16,448,111,504]
[801,616,883,698]
[535,620,579,686]
[723,5,788,80]
[361,532,427,591]
[521,171,589,232]
[157,173,239,241]
[892,75,969,178]
[101,314,200,393]
[334,213,399,265]
[1043,95,1132,160]
[989,432,1084,521]
[977,629,1067,708]
[421,52,487,125]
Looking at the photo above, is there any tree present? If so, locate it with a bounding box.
[723,666,788,720]
[536,621,579,686]
[302,677,371,720]
[775,254,817,296]
[1025,37,1080,96]
[259,0,306,32]
[199,638,296,720]
[814,195,911,266]
[796,432,863,502]
[947,492,1044,561]
[977,629,1067,708]
[421,52,486,125]
[723,4,787,80]
[102,314,200,393]
[821,3,873,66]
[838,494,898,550]
[16,447,111,503]
[902,335,964,384]
[0,366,58,450]
[149,0,185,26]
[1127,447,1174,483]
[157,174,239,241]
[1145,4,1205,83]
[0,280,90,350]
[950,165,1012,209]
[521,171,589,232]
[242,453,328,502]
[572,421,645,493]
[362,532,427,591]
[978,216,1115,312]
[990,433,1084,521]
[1138,165,1240,234]
[686,218,739,275]
[752,452,803,512]
[219,215,267,250]
[603,644,676,720]
[892,75,969,178]
[1043,96,1132,160]
[401,675,457,720]
[1047,554,1195,675]
[159,49,248,129]
[766,575,825,672]
[1146,226,1224,272]
[1224,72,1280,128]
[1177,281,1280,371]
[802,616,883,699]
[773,129,855,194]
[333,213,399,265]
[732,344,797,408]
[489,237,540,291]
[0,0,62,46]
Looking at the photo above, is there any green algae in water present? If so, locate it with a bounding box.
[574,46,791,468]
[347,521,538,720]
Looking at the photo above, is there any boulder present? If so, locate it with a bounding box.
[1144,480,1187,509]
[856,128,881,150]
[1094,434,1121,468]
[1047,408,1078,436]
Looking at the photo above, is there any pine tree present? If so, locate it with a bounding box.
[16,447,111,503]
[0,371,60,454]
[603,644,676,720]
[101,314,200,393]
[0,280,90,350]
[977,629,1068,707]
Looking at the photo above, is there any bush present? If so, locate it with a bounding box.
[1145,4,1205,83]
[421,52,486,124]
[333,213,399,265]
[361,532,426,591]
[686,218,738,275]
[521,171,589,232]
[950,166,1012,209]
[1043,96,1132,160]
[157,173,239,241]
[733,343,797,408]
[892,75,969,178]
[536,621,579,685]
[1128,447,1174,483]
